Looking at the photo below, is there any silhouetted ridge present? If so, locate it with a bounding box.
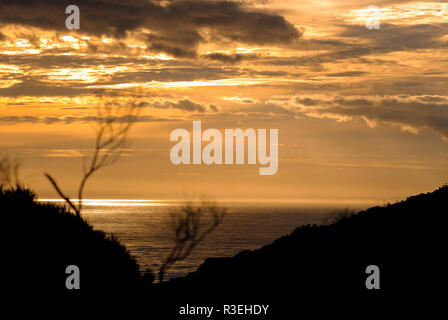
[159,184,447,307]
[1,186,148,296]
[3,184,446,313]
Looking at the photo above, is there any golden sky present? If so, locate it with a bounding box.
[1,0,448,204]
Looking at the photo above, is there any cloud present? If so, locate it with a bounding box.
[0,114,171,125]
[0,0,302,58]
[203,53,245,64]
[222,96,257,104]
[43,149,85,158]
[325,71,367,77]
[145,99,219,112]
[337,23,448,54]
[258,22,448,69]
[0,78,91,97]
[291,95,448,139]
[209,104,220,112]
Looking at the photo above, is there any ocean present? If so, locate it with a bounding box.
[42,199,367,280]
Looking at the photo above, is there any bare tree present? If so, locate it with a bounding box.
[159,200,226,282]
[45,101,139,217]
[0,152,22,188]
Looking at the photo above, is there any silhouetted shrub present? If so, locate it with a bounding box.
[1,186,151,297]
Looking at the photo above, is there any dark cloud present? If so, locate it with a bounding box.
[0,53,146,69]
[147,29,202,58]
[326,71,367,77]
[256,22,448,70]
[209,104,220,112]
[204,53,244,64]
[0,52,248,83]
[337,23,448,54]
[292,22,448,58]
[0,114,171,124]
[103,67,244,83]
[416,95,448,103]
[0,78,91,97]
[293,95,448,139]
[143,99,219,112]
[295,97,321,106]
[287,23,448,66]
[0,0,302,58]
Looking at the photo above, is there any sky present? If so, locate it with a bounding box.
[1,0,448,204]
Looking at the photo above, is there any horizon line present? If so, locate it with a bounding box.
[38,198,382,207]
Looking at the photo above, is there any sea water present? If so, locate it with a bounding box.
[44,200,367,280]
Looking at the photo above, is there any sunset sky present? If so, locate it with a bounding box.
[1,0,448,204]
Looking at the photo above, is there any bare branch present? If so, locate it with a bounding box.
[44,99,140,217]
[44,173,80,216]
[0,152,22,188]
[159,200,226,282]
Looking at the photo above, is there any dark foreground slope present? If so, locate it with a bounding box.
[1,187,148,298]
[2,185,446,314]
[155,185,447,315]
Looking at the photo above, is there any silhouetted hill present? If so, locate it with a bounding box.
[3,184,446,314]
[1,186,150,298]
[155,185,447,315]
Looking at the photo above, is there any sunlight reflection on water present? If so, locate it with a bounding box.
[40,200,364,280]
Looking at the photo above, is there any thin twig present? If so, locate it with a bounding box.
[44,173,80,216]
